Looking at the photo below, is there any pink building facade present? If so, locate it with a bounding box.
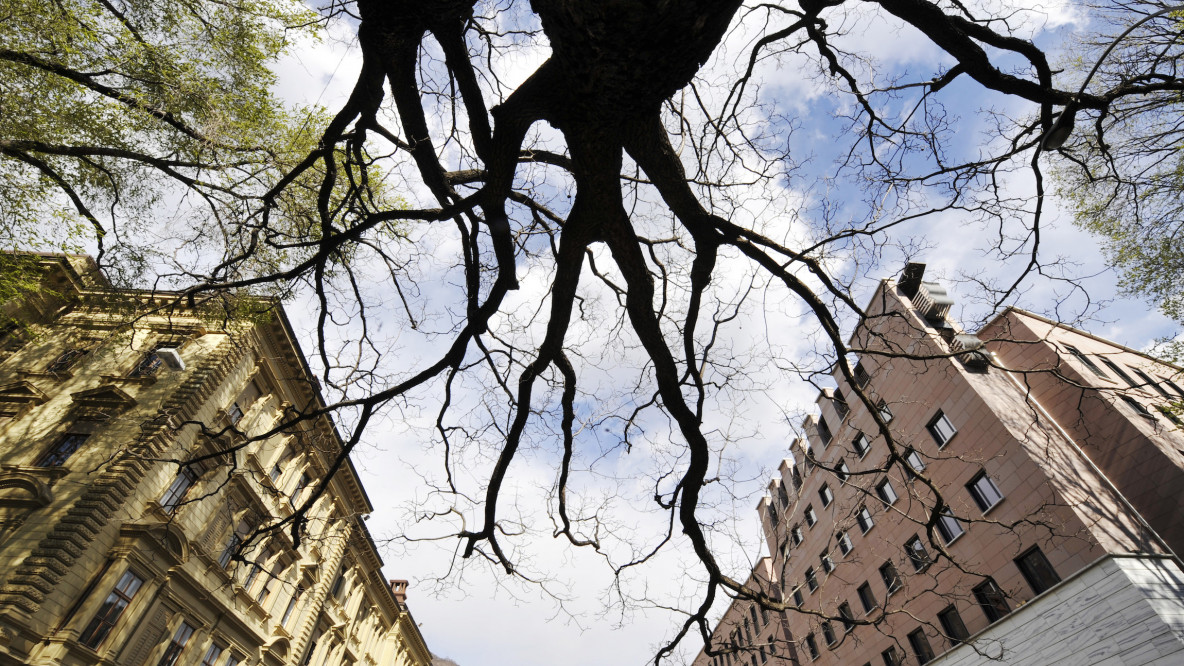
[693,264,1184,666]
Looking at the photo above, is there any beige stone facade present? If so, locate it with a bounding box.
[0,255,434,666]
[693,264,1184,666]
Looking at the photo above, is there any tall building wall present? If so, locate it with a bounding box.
[0,255,434,666]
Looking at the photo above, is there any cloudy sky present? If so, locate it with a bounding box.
[265,3,1179,665]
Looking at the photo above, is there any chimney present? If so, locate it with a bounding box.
[390,579,408,605]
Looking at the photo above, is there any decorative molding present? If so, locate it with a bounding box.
[70,384,137,421]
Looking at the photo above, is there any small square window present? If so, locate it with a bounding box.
[936,510,964,543]
[852,433,870,458]
[972,578,1011,623]
[1015,546,1061,595]
[876,400,893,423]
[875,479,898,505]
[836,531,853,555]
[926,411,956,447]
[857,582,877,613]
[937,605,969,643]
[856,506,874,533]
[967,471,1004,512]
[907,628,936,665]
[881,646,904,666]
[228,402,244,425]
[903,448,926,476]
[804,505,818,527]
[836,460,850,484]
[820,551,834,573]
[879,560,901,593]
[819,484,834,507]
[805,567,818,592]
[905,536,931,571]
[791,525,804,546]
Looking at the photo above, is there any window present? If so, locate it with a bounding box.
[926,411,956,447]
[159,467,199,513]
[791,525,804,546]
[78,570,144,649]
[836,531,853,555]
[1132,368,1172,398]
[820,551,834,573]
[331,568,347,598]
[819,484,833,507]
[817,418,833,447]
[972,578,1011,623]
[836,460,850,484]
[905,536,931,571]
[852,433,870,458]
[876,400,893,423]
[907,629,936,665]
[219,533,242,569]
[857,582,877,613]
[290,472,312,508]
[129,347,164,378]
[156,621,195,666]
[227,402,244,425]
[967,471,1004,512]
[833,389,850,419]
[856,505,874,533]
[225,655,241,666]
[936,510,964,543]
[792,587,804,607]
[1015,546,1061,595]
[838,602,855,632]
[903,448,926,476]
[1100,358,1138,387]
[1158,405,1184,426]
[777,483,790,509]
[270,463,283,483]
[792,466,803,489]
[1159,375,1184,398]
[937,605,969,643]
[1064,345,1108,378]
[804,505,817,527]
[804,633,820,660]
[822,621,837,646]
[879,560,901,593]
[1121,395,1156,419]
[200,644,224,666]
[853,362,871,388]
[35,433,89,467]
[282,587,304,626]
[805,567,818,592]
[749,605,759,629]
[875,479,898,505]
[47,348,88,374]
[881,646,904,666]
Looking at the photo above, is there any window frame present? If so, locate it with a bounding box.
[926,411,956,447]
[966,471,1004,513]
[937,605,969,644]
[156,621,196,666]
[856,582,877,613]
[878,560,901,594]
[972,578,1011,623]
[907,628,936,665]
[818,484,833,508]
[821,621,837,646]
[78,569,144,649]
[1064,345,1108,379]
[836,460,850,484]
[856,505,874,534]
[935,510,965,544]
[805,567,818,592]
[852,433,870,459]
[875,478,898,506]
[904,536,931,572]
[820,550,834,574]
[159,466,199,513]
[836,530,853,556]
[1015,546,1061,596]
[35,432,90,468]
[876,400,893,423]
[804,504,817,527]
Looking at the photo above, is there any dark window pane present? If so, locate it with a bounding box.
[36,433,89,467]
[908,629,936,665]
[973,578,1011,623]
[937,605,969,643]
[967,472,1004,512]
[1015,547,1061,595]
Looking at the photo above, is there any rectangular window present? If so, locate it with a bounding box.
[1131,368,1172,398]
[36,433,89,467]
[905,536,931,571]
[804,505,817,527]
[838,602,855,632]
[282,587,304,626]
[78,570,144,649]
[129,347,164,378]
[226,655,241,666]
[817,418,833,447]
[47,348,88,374]
[1015,546,1061,595]
[907,629,936,665]
[875,479,898,505]
[853,362,871,388]
[1100,358,1138,387]
[836,460,850,484]
[290,472,312,508]
[881,646,903,666]
[833,389,850,420]
[160,467,199,513]
[156,621,196,666]
[936,510,964,543]
[836,531,852,555]
[1121,395,1156,419]
[972,578,1011,623]
[270,462,283,483]
[937,605,969,643]
[791,525,803,546]
[792,466,803,489]
[967,471,1004,512]
[857,582,877,613]
[819,484,833,507]
[331,569,347,598]
[1159,376,1184,398]
[201,644,224,666]
[926,411,956,447]
[879,560,901,593]
[820,551,834,574]
[805,567,818,592]
[876,400,893,423]
[777,483,790,509]
[805,634,819,660]
[903,448,927,476]
[1158,405,1184,426]
[852,433,870,458]
[856,506,874,533]
[822,621,837,646]
[227,402,244,425]
[792,587,804,607]
[1064,345,1108,378]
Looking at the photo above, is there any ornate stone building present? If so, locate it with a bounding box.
[693,263,1184,666]
[0,254,434,666]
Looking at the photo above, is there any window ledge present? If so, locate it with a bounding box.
[981,499,1004,517]
[943,532,965,547]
